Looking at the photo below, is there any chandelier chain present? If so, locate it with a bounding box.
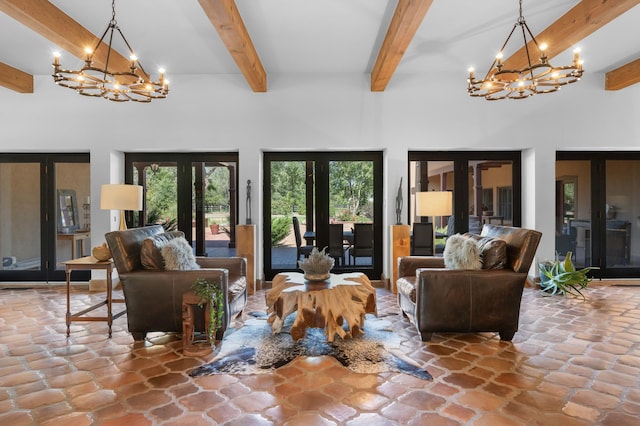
[518,0,523,21]
[110,0,117,26]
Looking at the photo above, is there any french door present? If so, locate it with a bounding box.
[125,153,238,257]
[0,153,90,282]
[263,152,383,281]
[557,152,640,278]
[408,151,521,251]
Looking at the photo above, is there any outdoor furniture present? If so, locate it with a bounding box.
[349,223,373,265]
[397,224,541,341]
[293,216,313,261]
[436,215,483,253]
[105,225,247,341]
[411,222,434,256]
[328,223,346,265]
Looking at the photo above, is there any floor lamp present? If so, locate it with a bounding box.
[415,191,453,251]
[100,184,143,230]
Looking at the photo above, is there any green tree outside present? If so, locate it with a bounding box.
[330,161,373,221]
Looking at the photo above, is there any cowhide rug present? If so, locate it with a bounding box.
[189,312,432,380]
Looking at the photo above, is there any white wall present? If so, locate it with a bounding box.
[1,70,639,278]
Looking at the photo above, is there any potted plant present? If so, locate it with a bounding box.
[538,251,598,298]
[208,218,220,235]
[192,278,224,342]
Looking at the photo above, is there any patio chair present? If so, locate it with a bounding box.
[328,223,346,266]
[293,216,313,261]
[349,223,373,265]
[411,222,434,256]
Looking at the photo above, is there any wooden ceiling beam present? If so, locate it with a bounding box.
[0,61,33,93]
[504,0,640,72]
[606,58,640,90]
[0,0,145,80]
[371,0,433,92]
[198,0,267,92]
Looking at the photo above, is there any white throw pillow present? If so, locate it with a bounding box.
[443,234,483,270]
[161,237,200,270]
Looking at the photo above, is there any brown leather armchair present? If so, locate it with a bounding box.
[397,224,541,341]
[105,225,247,341]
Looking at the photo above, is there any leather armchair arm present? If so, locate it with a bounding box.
[195,257,246,276]
[415,268,526,335]
[119,268,232,333]
[398,256,445,278]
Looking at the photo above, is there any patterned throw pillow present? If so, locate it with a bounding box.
[443,234,482,270]
[161,237,200,270]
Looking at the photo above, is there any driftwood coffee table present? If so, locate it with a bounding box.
[266,272,377,342]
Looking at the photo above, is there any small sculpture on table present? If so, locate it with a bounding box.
[92,242,111,261]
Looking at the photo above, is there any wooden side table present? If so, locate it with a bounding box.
[182,290,213,356]
[57,231,91,259]
[62,256,126,338]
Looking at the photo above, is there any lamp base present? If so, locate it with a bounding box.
[119,210,127,231]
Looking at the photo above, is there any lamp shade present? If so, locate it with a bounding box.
[100,184,143,211]
[416,191,452,217]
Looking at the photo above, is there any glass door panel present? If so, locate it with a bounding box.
[1,154,89,282]
[605,160,638,269]
[269,160,311,270]
[193,161,237,257]
[0,163,41,272]
[132,162,178,229]
[468,160,513,229]
[54,162,91,268]
[556,160,591,268]
[128,153,239,258]
[409,160,454,255]
[329,160,374,268]
[409,152,520,257]
[264,152,382,280]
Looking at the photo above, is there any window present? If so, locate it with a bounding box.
[408,152,521,250]
[497,186,513,222]
[264,152,383,280]
[0,154,90,282]
[126,153,238,257]
[557,152,640,277]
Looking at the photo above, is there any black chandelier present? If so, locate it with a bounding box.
[52,0,168,103]
[467,0,583,100]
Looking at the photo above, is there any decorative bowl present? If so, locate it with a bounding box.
[304,272,330,282]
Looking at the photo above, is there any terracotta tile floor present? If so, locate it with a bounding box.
[1,281,639,425]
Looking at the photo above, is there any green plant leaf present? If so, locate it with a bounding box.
[192,278,224,341]
[562,252,576,273]
[538,252,599,299]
